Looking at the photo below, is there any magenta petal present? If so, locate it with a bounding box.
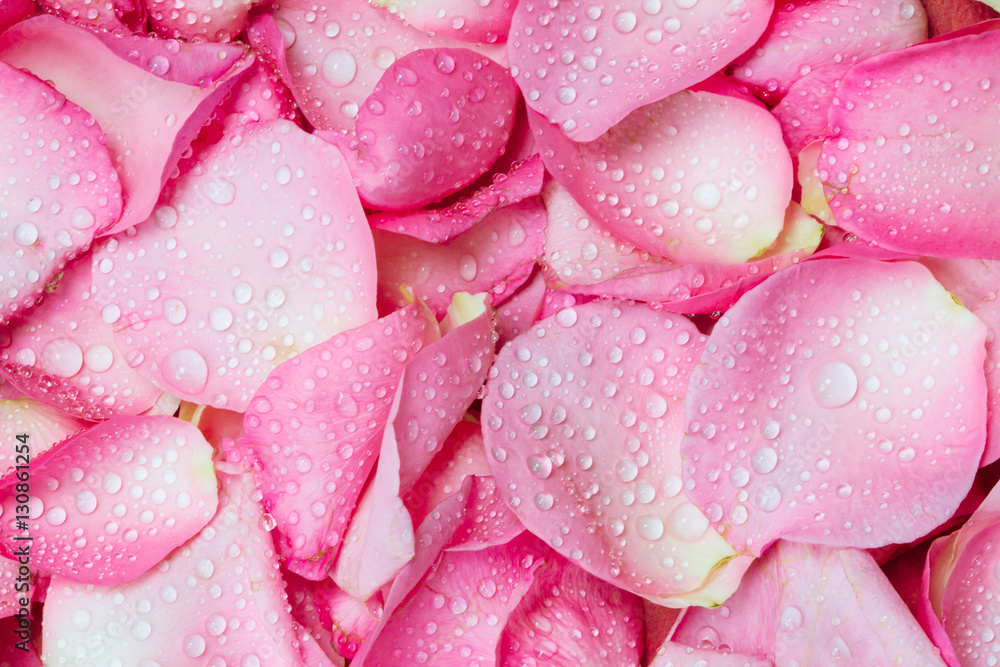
[0,255,163,420]
[0,61,122,324]
[531,89,793,264]
[40,465,306,665]
[368,155,544,243]
[499,552,643,667]
[35,0,143,34]
[672,541,943,665]
[0,0,35,34]
[92,119,378,411]
[820,26,1000,257]
[0,416,217,585]
[732,0,927,103]
[241,302,439,580]
[0,16,251,236]
[682,258,987,556]
[375,197,546,318]
[483,299,751,606]
[507,0,774,142]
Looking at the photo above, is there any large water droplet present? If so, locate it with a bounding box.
[811,361,858,408]
[322,49,357,87]
[162,348,209,394]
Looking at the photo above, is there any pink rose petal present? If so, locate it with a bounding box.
[241,302,439,580]
[35,0,143,33]
[40,464,307,665]
[0,416,217,585]
[507,0,775,142]
[482,299,752,606]
[0,398,87,480]
[530,89,793,264]
[731,0,927,103]
[682,258,987,556]
[146,0,253,41]
[0,61,122,325]
[0,255,163,420]
[494,266,546,347]
[92,119,377,411]
[672,540,944,665]
[772,64,849,157]
[381,0,515,43]
[820,25,1000,258]
[0,0,35,34]
[648,642,773,667]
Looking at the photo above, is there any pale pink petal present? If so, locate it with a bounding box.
[146,0,253,41]
[284,568,380,661]
[507,0,774,142]
[648,642,773,667]
[530,89,793,264]
[0,416,217,585]
[672,541,945,665]
[797,140,836,224]
[368,155,544,243]
[241,302,439,580]
[0,398,87,480]
[820,25,1000,258]
[375,197,545,318]
[682,258,987,556]
[772,64,849,157]
[0,17,252,236]
[330,48,516,211]
[483,299,752,606]
[297,622,346,667]
[499,552,643,667]
[0,61,122,324]
[732,0,927,103]
[35,0,143,33]
[353,532,547,667]
[40,465,307,665]
[0,255,163,420]
[92,119,377,411]
[267,0,506,137]
[494,266,547,347]
[381,0,514,43]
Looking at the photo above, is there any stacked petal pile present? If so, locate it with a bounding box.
[0,0,998,664]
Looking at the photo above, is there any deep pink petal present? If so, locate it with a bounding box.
[507,0,774,142]
[772,64,849,157]
[482,299,752,606]
[0,0,35,34]
[732,0,927,103]
[35,0,143,33]
[530,89,793,264]
[672,541,944,665]
[0,416,217,585]
[40,464,307,665]
[92,119,378,411]
[146,0,253,41]
[820,25,1000,257]
[284,569,380,661]
[241,302,439,580]
[368,155,544,243]
[0,255,163,420]
[0,557,41,620]
[499,552,643,667]
[0,61,122,324]
[375,197,545,318]
[682,258,987,556]
[381,0,515,43]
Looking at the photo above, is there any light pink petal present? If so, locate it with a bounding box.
[444,475,526,552]
[330,48,516,211]
[494,265,547,347]
[0,255,163,420]
[648,642,773,667]
[508,0,774,142]
[499,552,643,667]
[35,0,143,33]
[146,0,253,41]
[0,61,122,324]
[482,299,752,606]
[530,89,793,264]
[0,17,252,236]
[354,532,547,667]
[297,622,346,667]
[820,25,1000,258]
[673,541,944,665]
[375,196,546,318]
[241,302,439,580]
[0,416,217,585]
[772,64,849,157]
[284,568,380,661]
[92,119,377,411]
[732,0,927,103]
[40,465,307,665]
[0,398,87,480]
[381,0,514,43]
[368,155,544,243]
[267,0,506,137]
[682,258,987,556]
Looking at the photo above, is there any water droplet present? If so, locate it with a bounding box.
[637,515,665,541]
[322,49,357,87]
[458,254,478,281]
[40,338,84,378]
[162,348,209,394]
[667,503,709,541]
[692,182,722,211]
[526,454,553,479]
[811,361,858,408]
[780,606,803,632]
[206,178,236,205]
[755,485,782,512]
[613,10,637,32]
[751,447,777,474]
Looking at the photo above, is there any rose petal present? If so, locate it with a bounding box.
[381,0,515,43]
[772,64,849,157]
[0,0,35,34]
[820,25,1000,258]
[0,398,87,480]
[482,299,752,606]
[682,258,987,556]
[923,0,999,35]
[0,416,217,585]
[0,16,252,235]
[507,0,774,142]
[494,265,547,347]
[648,642,773,667]
[35,0,143,33]
[241,302,438,580]
[92,119,377,411]
[146,0,253,41]
[530,89,792,264]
